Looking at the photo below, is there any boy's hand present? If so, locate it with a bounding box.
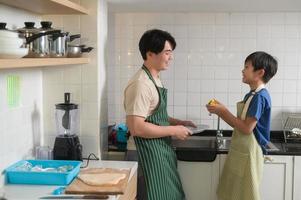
[206,99,225,116]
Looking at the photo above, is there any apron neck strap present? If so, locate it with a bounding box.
[241,84,265,119]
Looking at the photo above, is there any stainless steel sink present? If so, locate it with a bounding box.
[171,136,217,162]
[172,136,216,149]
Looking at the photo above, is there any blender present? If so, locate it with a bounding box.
[53,93,82,160]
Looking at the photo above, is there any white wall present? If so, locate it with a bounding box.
[107,12,301,130]
[0,4,42,187]
[42,0,108,158]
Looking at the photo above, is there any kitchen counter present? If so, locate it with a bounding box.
[172,130,301,162]
[0,160,138,200]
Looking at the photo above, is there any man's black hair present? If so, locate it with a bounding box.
[245,51,278,83]
[139,29,176,60]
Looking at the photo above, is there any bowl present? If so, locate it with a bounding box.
[0,37,24,48]
[0,47,28,58]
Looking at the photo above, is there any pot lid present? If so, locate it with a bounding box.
[17,22,39,34]
[38,21,60,33]
[0,22,7,30]
[55,93,78,111]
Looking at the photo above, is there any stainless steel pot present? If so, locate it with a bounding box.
[17,22,39,57]
[67,45,93,58]
[22,21,60,58]
[50,32,81,58]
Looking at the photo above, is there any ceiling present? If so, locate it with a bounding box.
[107,0,301,12]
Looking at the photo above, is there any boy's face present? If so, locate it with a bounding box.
[147,41,174,71]
[242,61,264,84]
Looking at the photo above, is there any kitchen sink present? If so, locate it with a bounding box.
[172,136,217,162]
[172,136,216,149]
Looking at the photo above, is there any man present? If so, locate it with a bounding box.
[124,29,195,200]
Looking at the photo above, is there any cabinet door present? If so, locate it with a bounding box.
[219,155,293,200]
[294,156,301,200]
[178,159,219,200]
[261,156,293,200]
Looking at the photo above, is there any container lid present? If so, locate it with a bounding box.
[55,93,78,110]
[17,22,39,34]
[39,21,60,33]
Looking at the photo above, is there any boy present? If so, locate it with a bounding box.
[206,51,278,200]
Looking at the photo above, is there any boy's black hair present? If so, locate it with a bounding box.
[245,51,278,83]
[139,29,176,60]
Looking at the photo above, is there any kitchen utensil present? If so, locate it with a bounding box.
[40,195,109,199]
[0,22,19,38]
[186,124,209,135]
[0,37,23,47]
[0,47,28,58]
[54,93,82,161]
[282,112,301,142]
[55,93,79,135]
[50,32,81,58]
[67,45,93,58]
[35,146,53,160]
[23,21,61,58]
[65,168,130,195]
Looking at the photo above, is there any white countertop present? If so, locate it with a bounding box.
[0,160,138,200]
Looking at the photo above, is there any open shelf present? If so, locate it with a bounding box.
[0,0,89,15]
[0,58,90,69]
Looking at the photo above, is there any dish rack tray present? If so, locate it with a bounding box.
[282,112,301,143]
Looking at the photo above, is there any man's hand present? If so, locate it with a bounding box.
[171,125,192,140]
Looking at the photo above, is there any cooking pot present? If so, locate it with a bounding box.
[50,32,81,58]
[20,21,61,58]
[0,22,20,38]
[67,45,93,58]
[17,22,39,57]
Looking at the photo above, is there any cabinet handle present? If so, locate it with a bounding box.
[264,156,274,163]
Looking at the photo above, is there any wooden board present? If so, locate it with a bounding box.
[65,168,131,195]
[0,58,89,69]
[0,0,89,14]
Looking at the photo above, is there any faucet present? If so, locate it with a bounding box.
[216,116,224,148]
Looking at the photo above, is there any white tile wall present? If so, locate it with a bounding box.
[0,5,41,188]
[42,0,107,158]
[108,12,301,130]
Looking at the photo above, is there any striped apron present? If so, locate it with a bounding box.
[217,86,265,200]
[133,66,185,200]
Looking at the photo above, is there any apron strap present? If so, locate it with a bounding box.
[241,84,265,120]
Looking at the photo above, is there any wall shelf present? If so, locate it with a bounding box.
[0,0,89,15]
[0,58,90,69]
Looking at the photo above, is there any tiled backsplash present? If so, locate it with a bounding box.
[0,4,41,187]
[107,12,301,130]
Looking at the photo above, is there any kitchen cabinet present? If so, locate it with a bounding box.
[178,159,219,200]
[180,154,294,200]
[261,156,293,200]
[0,0,90,70]
[0,0,89,14]
[220,155,294,200]
[294,156,301,200]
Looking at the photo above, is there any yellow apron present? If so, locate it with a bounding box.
[217,85,265,200]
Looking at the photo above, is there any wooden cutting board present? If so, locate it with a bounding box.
[65,168,130,195]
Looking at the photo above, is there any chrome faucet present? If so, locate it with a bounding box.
[216,116,224,148]
[216,116,223,137]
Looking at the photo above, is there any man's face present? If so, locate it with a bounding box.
[242,61,264,84]
[148,41,174,71]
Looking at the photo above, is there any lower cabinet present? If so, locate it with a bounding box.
[178,155,295,200]
[260,155,293,200]
[294,156,301,200]
[178,159,219,200]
